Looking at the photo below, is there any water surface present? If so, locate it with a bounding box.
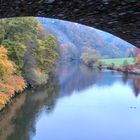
[0,62,140,140]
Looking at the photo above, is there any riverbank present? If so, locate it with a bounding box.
[0,82,27,111]
[97,63,140,75]
[0,17,59,111]
[96,57,140,75]
[0,91,24,112]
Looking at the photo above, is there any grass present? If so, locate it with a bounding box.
[99,57,136,66]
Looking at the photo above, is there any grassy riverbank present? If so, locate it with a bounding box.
[100,57,135,66]
[98,57,140,75]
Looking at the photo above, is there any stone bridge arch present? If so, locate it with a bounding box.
[0,0,140,47]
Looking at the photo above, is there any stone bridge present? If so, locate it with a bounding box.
[0,0,140,47]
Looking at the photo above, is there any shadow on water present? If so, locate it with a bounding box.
[0,62,140,140]
[0,73,59,140]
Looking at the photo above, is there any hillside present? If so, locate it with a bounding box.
[38,17,136,59]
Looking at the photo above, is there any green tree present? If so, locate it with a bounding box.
[0,17,41,72]
[34,35,58,71]
[123,60,128,67]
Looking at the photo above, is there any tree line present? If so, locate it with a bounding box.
[0,17,58,107]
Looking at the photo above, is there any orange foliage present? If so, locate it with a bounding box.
[0,46,26,107]
[0,83,14,96]
[0,93,9,105]
[0,75,26,106]
[5,75,27,92]
[0,84,14,105]
[0,45,15,80]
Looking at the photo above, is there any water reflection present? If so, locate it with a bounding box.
[0,73,59,140]
[56,62,101,97]
[123,74,140,97]
[56,62,140,97]
[0,62,140,140]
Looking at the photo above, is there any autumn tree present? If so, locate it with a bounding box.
[0,46,26,106]
[136,55,140,64]
[80,47,100,66]
[134,48,140,64]
[0,17,58,106]
[0,17,59,75]
[0,17,41,72]
[0,45,15,80]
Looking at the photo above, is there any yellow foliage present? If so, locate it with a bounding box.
[0,45,15,80]
[0,92,10,105]
[0,45,26,107]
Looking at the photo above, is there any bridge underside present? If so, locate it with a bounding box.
[0,0,140,47]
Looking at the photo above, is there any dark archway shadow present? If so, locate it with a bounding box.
[0,1,140,47]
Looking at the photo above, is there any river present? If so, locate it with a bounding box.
[0,62,140,140]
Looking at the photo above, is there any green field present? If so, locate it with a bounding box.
[100,57,136,66]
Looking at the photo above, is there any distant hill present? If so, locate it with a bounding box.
[38,17,136,59]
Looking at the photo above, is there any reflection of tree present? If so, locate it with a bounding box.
[1,62,140,140]
[122,73,140,97]
[0,94,27,140]
[122,73,129,84]
[57,62,101,97]
[0,73,59,140]
[0,63,101,140]
[133,78,140,97]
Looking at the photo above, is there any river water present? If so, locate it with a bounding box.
[0,62,140,140]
